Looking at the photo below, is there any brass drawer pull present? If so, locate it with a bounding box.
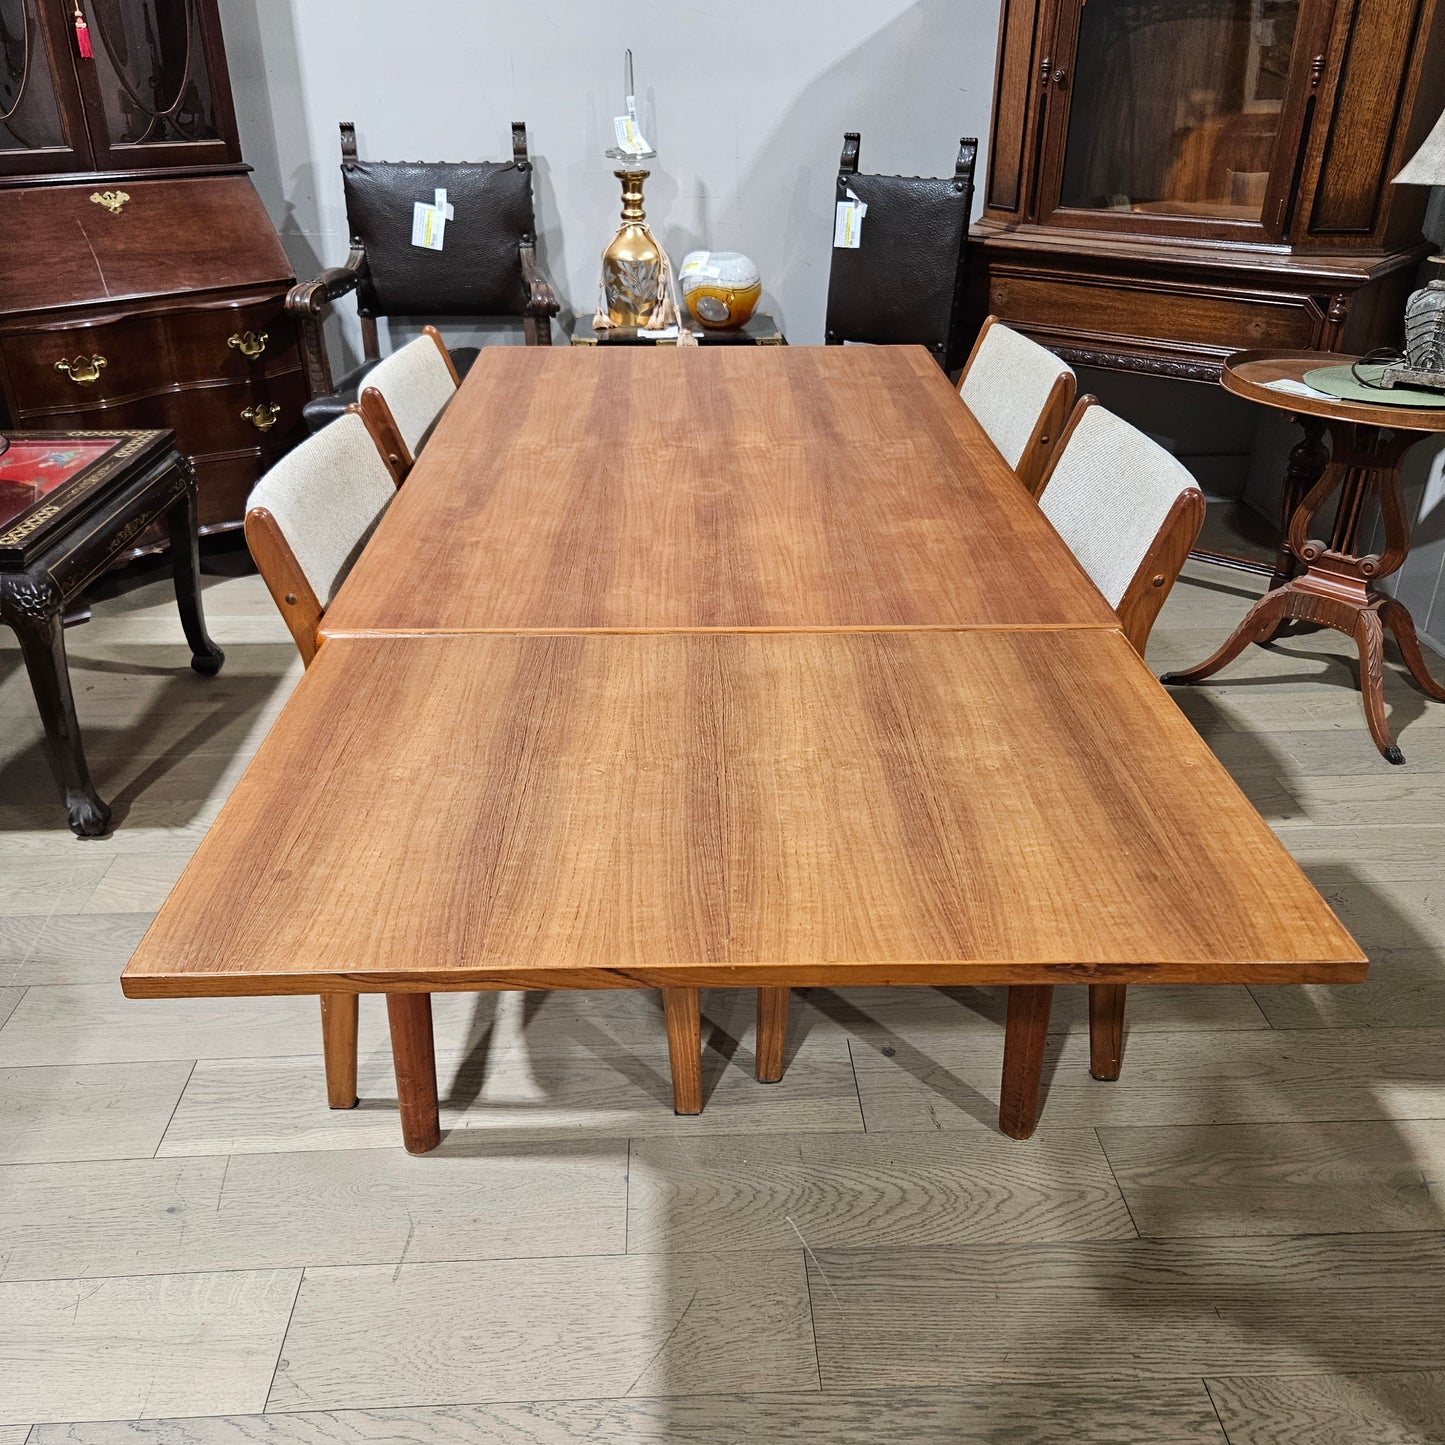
[242,403,281,432]
[55,355,107,384]
[228,330,269,359]
[89,190,129,215]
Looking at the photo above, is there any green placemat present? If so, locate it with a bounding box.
[1303,364,1445,409]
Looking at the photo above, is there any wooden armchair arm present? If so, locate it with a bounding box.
[519,240,560,319]
[285,247,368,319]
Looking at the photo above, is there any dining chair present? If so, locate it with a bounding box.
[823,131,978,370]
[245,407,402,1114]
[753,398,1205,1107]
[356,325,461,483]
[290,120,558,434]
[958,316,1076,496]
[1035,394,1206,1080]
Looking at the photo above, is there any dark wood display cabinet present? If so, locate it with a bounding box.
[970,0,1445,380]
[0,0,306,552]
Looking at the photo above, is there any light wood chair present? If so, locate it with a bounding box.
[356,325,461,484]
[244,406,402,1110]
[752,397,1205,1116]
[958,316,1076,496]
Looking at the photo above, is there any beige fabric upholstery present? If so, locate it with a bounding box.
[246,412,397,606]
[1038,404,1198,608]
[363,335,458,456]
[959,323,1074,468]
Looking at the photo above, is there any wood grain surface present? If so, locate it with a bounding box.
[122,630,1362,998]
[1222,351,1445,432]
[316,345,1120,637]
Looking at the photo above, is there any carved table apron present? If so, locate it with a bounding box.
[0,438,225,835]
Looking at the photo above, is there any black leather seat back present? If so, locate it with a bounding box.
[824,135,977,369]
[342,159,537,318]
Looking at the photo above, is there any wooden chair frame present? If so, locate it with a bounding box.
[244,399,403,1108]
[752,396,1205,1114]
[356,325,461,485]
[958,315,1076,498]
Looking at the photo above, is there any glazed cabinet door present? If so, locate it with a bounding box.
[68,0,239,172]
[1030,0,1336,242]
[0,0,96,177]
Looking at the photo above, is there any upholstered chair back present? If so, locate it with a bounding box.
[360,329,459,460]
[959,319,1076,494]
[1037,399,1205,653]
[245,411,398,665]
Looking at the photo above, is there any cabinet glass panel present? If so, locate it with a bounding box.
[86,0,217,148]
[0,0,66,152]
[1059,0,1300,221]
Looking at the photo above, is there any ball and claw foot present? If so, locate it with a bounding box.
[190,644,225,677]
[67,792,112,838]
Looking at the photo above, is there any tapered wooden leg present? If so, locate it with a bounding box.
[320,995,359,1109]
[1089,984,1127,1081]
[662,987,702,1115]
[386,994,440,1154]
[756,988,790,1083]
[1381,595,1445,702]
[1353,609,1403,764]
[1160,587,1290,687]
[999,984,1053,1140]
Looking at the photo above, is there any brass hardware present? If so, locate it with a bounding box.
[242,403,281,432]
[1051,67,1068,86]
[1310,53,1326,88]
[1039,54,1052,84]
[55,355,107,384]
[89,189,129,215]
[228,331,269,359]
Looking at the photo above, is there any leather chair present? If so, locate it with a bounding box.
[289,121,560,434]
[823,132,977,370]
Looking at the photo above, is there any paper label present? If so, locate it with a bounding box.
[412,187,453,251]
[833,187,867,248]
[680,252,722,281]
[613,114,652,156]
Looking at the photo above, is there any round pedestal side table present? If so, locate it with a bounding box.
[1162,349,1445,764]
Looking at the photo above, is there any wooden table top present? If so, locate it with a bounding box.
[1223,350,1445,432]
[317,346,1120,638]
[122,630,1363,999]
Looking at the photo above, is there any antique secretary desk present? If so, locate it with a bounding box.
[970,0,1445,380]
[0,0,304,552]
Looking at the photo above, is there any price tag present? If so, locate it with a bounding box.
[680,252,722,281]
[613,114,652,157]
[834,187,867,248]
[411,188,454,251]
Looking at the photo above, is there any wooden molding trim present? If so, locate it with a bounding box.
[243,505,324,666]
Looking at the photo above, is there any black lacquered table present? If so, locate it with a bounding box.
[0,430,224,835]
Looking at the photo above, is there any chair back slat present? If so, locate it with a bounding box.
[360,329,459,459]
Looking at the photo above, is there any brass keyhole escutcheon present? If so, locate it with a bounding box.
[228,331,269,360]
[89,190,130,215]
[242,403,281,432]
[55,355,107,385]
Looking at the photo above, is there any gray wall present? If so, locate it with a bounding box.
[219,0,997,361]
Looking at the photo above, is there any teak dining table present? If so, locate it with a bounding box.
[317,346,1122,638]
[123,630,1363,1153]
[123,345,1362,1152]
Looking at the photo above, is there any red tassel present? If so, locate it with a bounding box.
[74,6,92,58]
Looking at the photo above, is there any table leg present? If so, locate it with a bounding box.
[1160,586,1291,687]
[2,579,111,837]
[1268,416,1329,592]
[165,477,225,677]
[755,987,790,1083]
[320,995,359,1109]
[1381,595,1445,703]
[386,993,440,1153]
[662,987,703,1115]
[999,984,1053,1140]
[1089,984,1127,1081]
[1353,609,1402,765]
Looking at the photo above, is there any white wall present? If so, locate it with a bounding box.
[220,0,998,362]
